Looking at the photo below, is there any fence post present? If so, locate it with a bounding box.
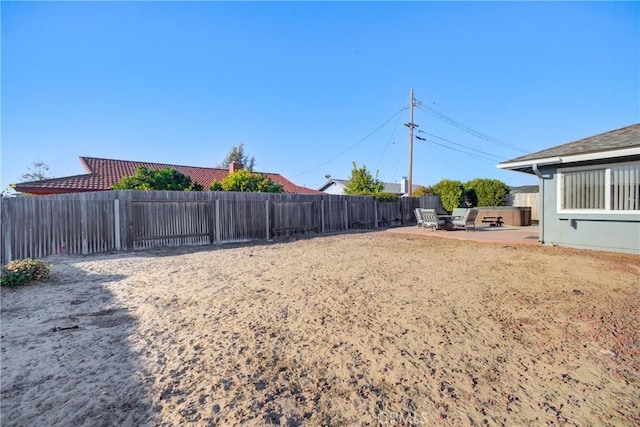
[265,198,270,241]
[114,199,121,251]
[207,198,215,245]
[215,198,221,244]
[320,199,325,234]
[1,198,12,263]
[116,191,135,251]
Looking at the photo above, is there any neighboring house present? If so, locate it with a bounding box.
[498,123,640,254]
[13,157,321,195]
[319,177,423,196]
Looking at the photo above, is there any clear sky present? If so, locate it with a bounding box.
[2,1,638,191]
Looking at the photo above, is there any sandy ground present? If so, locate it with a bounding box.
[1,231,639,426]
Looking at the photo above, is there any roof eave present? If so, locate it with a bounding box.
[498,146,640,173]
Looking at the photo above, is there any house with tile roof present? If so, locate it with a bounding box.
[13,157,321,195]
[498,123,640,254]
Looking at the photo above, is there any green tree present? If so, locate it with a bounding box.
[413,186,433,197]
[343,162,384,195]
[112,167,203,191]
[21,162,52,182]
[464,178,510,207]
[218,143,256,171]
[210,169,283,193]
[431,179,464,213]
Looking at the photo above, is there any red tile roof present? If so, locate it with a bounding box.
[14,157,321,195]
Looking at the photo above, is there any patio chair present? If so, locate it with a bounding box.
[450,208,468,222]
[451,208,478,232]
[419,209,446,231]
[414,208,423,227]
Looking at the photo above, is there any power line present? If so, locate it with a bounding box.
[374,107,405,171]
[427,144,500,180]
[292,106,408,179]
[416,137,499,163]
[415,102,527,154]
[418,130,504,161]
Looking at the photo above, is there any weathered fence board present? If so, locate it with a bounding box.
[0,191,443,263]
[217,192,268,243]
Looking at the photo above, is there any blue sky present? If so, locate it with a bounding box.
[2,1,638,191]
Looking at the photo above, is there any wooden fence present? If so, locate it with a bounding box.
[1,191,442,263]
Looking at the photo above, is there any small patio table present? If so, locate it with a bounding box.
[437,215,453,231]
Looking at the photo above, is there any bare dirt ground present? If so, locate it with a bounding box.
[1,231,639,426]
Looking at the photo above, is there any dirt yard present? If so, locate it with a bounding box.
[1,231,639,426]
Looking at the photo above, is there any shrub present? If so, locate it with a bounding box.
[413,186,432,197]
[112,167,203,191]
[210,169,284,193]
[1,258,52,288]
[373,192,399,202]
[464,178,510,207]
[343,162,384,195]
[431,179,465,213]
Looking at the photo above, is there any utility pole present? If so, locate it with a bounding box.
[405,89,418,197]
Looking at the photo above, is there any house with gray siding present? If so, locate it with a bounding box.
[498,124,640,254]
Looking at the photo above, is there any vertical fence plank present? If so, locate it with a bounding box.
[265,199,270,240]
[80,197,89,255]
[1,198,12,263]
[374,200,378,229]
[114,199,121,251]
[215,198,221,244]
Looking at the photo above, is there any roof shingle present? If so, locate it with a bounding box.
[14,157,321,195]
[500,123,640,165]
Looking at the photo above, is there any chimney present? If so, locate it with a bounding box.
[400,176,408,195]
[229,161,244,173]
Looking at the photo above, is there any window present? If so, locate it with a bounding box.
[563,169,605,209]
[611,163,639,211]
[559,161,640,212]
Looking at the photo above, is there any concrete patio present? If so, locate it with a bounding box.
[387,224,540,246]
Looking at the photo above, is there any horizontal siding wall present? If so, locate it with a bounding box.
[1,191,440,263]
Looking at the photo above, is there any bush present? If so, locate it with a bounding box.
[373,192,399,202]
[344,162,384,195]
[431,179,465,213]
[464,178,510,207]
[1,258,52,288]
[209,169,284,193]
[112,167,203,191]
[413,186,432,197]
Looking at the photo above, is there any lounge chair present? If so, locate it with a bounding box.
[419,209,446,231]
[414,208,423,227]
[451,208,478,231]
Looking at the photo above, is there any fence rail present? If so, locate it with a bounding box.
[1,190,443,263]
